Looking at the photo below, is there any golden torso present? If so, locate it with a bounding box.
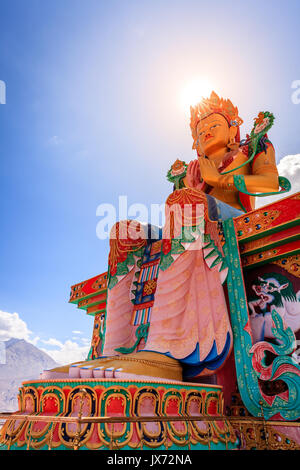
[208,150,253,210]
[189,112,278,211]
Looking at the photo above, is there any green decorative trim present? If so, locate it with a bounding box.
[233,174,291,198]
[270,311,296,354]
[203,233,228,281]
[159,251,174,271]
[69,288,107,305]
[241,234,300,257]
[242,248,300,271]
[17,378,223,391]
[115,323,150,354]
[87,346,93,360]
[108,246,146,290]
[236,219,300,244]
[159,223,204,272]
[78,298,106,310]
[158,223,228,282]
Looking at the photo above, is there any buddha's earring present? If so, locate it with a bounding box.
[227,137,240,151]
[227,125,240,151]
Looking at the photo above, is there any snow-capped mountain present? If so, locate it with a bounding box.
[0,338,58,412]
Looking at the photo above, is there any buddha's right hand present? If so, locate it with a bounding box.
[186,159,204,190]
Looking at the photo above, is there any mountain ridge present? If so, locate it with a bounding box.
[0,338,58,412]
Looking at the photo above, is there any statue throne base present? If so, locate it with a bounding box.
[0,375,238,450]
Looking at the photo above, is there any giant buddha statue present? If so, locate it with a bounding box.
[44,91,287,383]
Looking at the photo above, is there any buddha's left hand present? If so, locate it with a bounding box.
[198,158,221,187]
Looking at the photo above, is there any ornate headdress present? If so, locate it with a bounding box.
[190,91,243,149]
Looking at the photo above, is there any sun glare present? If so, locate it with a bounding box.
[180,78,213,110]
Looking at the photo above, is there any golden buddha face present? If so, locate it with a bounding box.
[195,113,231,157]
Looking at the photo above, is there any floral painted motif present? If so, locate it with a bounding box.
[254,117,270,135]
[167,159,188,189]
[251,111,274,140]
[170,159,186,176]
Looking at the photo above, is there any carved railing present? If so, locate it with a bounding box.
[0,409,299,451]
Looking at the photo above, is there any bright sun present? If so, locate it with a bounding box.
[180,78,213,110]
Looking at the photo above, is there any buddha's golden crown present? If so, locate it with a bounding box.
[190,91,243,148]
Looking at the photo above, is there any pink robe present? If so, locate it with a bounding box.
[102,188,233,378]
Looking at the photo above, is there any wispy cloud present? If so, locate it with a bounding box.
[0,310,32,342]
[40,339,89,365]
[47,135,64,146]
[41,337,64,348]
[0,309,89,365]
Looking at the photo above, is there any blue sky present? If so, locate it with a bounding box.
[0,0,300,362]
